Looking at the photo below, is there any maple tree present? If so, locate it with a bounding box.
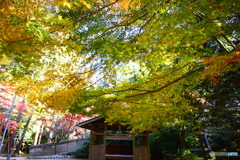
[0,83,34,159]
[0,1,239,159]
[39,112,85,155]
[64,0,239,132]
[0,0,239,136]
[0,0,95,109]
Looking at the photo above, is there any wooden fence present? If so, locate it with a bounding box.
[29,138,86,156]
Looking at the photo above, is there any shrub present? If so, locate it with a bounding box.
[72,138,90,158]
[177,149,199,160]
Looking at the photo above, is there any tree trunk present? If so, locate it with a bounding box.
[8,133,16,157]
[15,115,32,155]
[7,143,17,160]
[198,134,208,160]
[7,149,15,160]
[0,94,17,153]
[178,127,189,150]
[54,143,58,155]
[34,125,40,145]
[37,124,44,145]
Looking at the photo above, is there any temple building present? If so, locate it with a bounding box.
[76,116,150,160]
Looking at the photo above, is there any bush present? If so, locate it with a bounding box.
[72,138,90,158]
[150,127,181,160]
[177,149,199,160]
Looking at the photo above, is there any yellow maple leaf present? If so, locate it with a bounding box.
[63,2,72,8]
[81,0,92,9]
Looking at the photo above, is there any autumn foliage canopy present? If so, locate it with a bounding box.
[0,0,239,132]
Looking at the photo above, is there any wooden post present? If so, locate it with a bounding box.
[147,132,150,160]
[104,124,107,158]
[119,124,121,133]
[133,133,135,160]
[89,124,93,160]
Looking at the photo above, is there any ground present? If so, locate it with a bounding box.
[0,157,86,160]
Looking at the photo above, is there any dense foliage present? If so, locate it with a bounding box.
[65,0,240,132]
[39,112,84,154]
[0,83,34,158]
[1,0,239,159]
[69,138,90,158]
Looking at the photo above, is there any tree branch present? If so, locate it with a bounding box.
[123,66,204,99]
[213,36,229,52]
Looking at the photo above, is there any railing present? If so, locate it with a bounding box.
[92,133,148,141]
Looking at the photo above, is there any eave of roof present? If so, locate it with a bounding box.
[76,116,104,129]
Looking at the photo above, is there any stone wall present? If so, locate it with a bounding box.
[29,138,86,156]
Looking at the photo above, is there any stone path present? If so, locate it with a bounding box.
[0,157,28,160]
[27,155,76,159]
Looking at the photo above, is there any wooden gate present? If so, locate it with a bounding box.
[89,145,105,160]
